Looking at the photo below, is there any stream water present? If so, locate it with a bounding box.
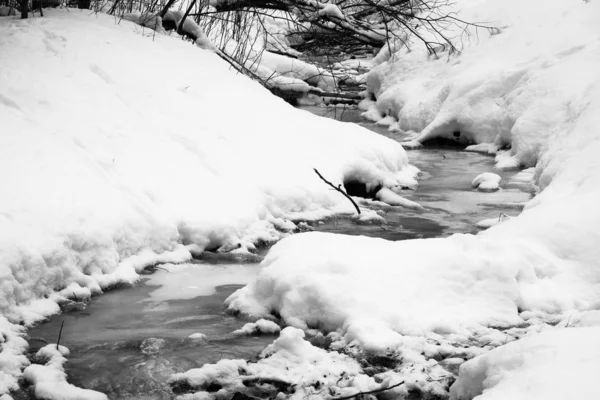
[302,105,533,240]
[27,106,533,399]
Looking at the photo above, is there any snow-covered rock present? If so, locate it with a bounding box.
[188,333,208,340]
[188,333,208,341]
[232,319,281,336]
[471,173,501,192]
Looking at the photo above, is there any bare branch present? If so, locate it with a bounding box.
[314,168,361,215]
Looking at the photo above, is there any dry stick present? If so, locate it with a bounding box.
[56,320,65,350]
[313,168,361,215]
[330,380,405,400]
[153,265,172,273]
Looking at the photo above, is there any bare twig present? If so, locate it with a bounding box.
[56,320,65,350]
[314,168,361,215]
[330,380,405,400]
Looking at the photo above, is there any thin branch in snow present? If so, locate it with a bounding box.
[56,320,65,350]
[330,380,405,399]
[313,168,361,215]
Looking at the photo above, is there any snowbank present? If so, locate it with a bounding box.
[450,327,600,400]
[365,0,600,170]
[225,0,600,397]
[0,9,416,395]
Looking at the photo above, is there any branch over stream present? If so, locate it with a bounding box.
[314,168,361,214]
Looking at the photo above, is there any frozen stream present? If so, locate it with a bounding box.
[27,106,533,399]
[28,263,273,400]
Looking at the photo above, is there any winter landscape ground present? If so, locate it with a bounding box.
[1,0,600,399]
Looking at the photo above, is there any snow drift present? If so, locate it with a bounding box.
[225,0,600,398]
[0,9,416,396]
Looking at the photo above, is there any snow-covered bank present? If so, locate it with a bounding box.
[222,0,600,398]
[0,10,417,396]
[364,0,600,170]
[450,326,600,400]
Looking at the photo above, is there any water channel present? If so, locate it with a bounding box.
[27,105,533,399]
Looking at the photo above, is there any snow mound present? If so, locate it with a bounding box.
[226,231,528,350]
[188,333,208,341]
[450,327,600,400]
[170,327,380,399]
[23,344,107,400]
[471,173,501,192]
[232,319,281,336]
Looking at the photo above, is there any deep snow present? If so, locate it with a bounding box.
[2,0,600,397]
[222,0,600,399]
[0,9,417,397]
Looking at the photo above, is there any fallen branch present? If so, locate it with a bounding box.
[308,89,363,100]
[330,380,405,400]
[314,168,360,214]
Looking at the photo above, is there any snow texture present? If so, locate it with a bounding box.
[0,9,416,394]
[226,0,600,397]
[232,319,281,336]
[471,173,501,192]
[188,333,208,340]
[170,327,380,400]
[450,327,600,400]
[23,344,107,400]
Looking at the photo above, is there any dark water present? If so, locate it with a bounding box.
[28,265,273,400]
[301,105,532,239]
[26,105,532,400]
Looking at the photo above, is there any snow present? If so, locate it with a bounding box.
[0,9,416,394]
[375,187,423,209]
[193,9,336,92]
[365,0,600,171]
[23,344,107,400]
[318,4,345,20]
[170,327,380,399]
[471,172,501,192]
[188,333,208,340]
[476,213,511,229]
[232,319,281,336]
[224,0,600,397]
[144,263,261,302]
[227,231,526,348]
[3,0,600,396]
[450,327,600,400]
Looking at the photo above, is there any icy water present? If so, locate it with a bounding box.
[300,105,533,239]
[28,264,273,400]
[27,105,533,400]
